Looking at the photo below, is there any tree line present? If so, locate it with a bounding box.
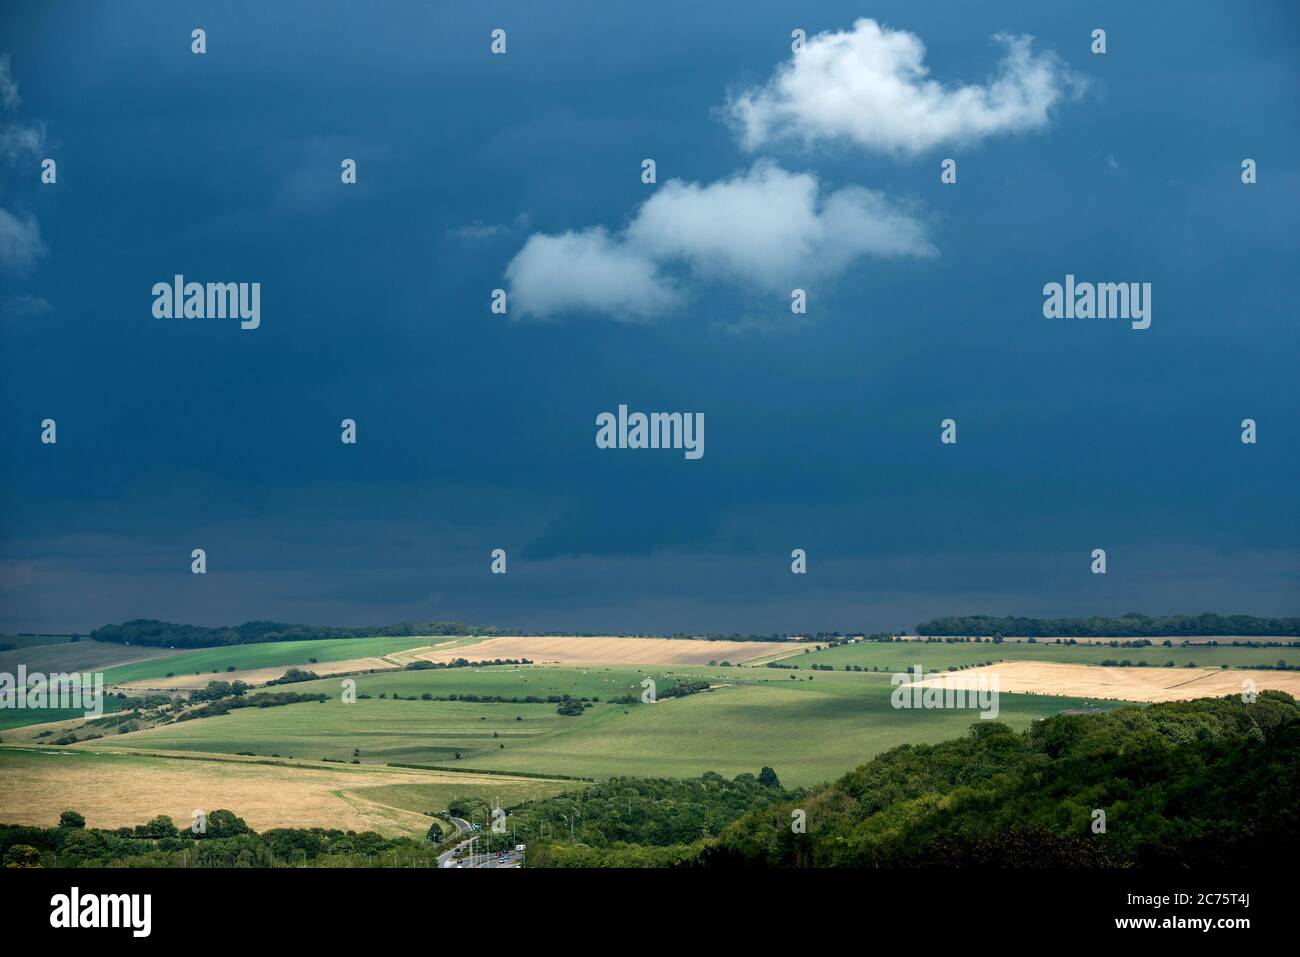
[89,618,506,649]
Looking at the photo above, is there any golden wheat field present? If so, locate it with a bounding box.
[911,660,1300,703]
[411,635,783,666]
[0,748,567,836]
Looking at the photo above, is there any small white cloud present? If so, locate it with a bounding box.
[0,55,45,161]
[0,207,46,273]
[450,214,531,241]
[504,161,934,320]
[505,227,680,321]
[1,293,51,321]
[0,121,46,161]
[727,19,1081,156]
[0,55,20,112]
[452,221,508,241]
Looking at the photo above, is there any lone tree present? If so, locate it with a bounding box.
[58,810,85,829]
[758,766,782,789]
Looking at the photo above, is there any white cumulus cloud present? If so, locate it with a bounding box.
[505,227,681,321]
[505,161,934,320]
[727,19,1081,156]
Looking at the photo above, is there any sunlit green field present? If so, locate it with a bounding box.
[101,665,1125,788]
[329,665,651,701]
[459,670,1121,785]
[786,639,1297,671]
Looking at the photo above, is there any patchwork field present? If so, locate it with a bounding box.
[911,660,1300,703]
[0,635,472,729]
[98,635,459,686]
[6,634,1289,836]
[85,665,1123,788]
[0,748,570,836]
[411,636,785,666]
[117,635,785,690]
[115,656,400,693]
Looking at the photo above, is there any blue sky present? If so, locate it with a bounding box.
[1,1,1296,634]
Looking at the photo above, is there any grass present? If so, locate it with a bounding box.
[108,696,569,766]
[306,664,660,700]
[461,670,1121,786]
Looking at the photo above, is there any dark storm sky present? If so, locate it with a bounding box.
[1,1,1296,634]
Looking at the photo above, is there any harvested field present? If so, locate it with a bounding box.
[0,747,568,836]
[411,636,785,666]
[113,656,403,692]
[912,660,1300,703]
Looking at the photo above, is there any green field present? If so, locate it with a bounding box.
[100,664,1125,787]
[0,696,127,732]
[315,664,665,701]
[785,639,1297,672]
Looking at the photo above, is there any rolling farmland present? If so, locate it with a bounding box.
[4,632,1292,837]
[81,665,1121,787]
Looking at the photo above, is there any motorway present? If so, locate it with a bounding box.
[436,816,523,869]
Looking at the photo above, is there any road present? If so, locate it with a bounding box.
[436,815,523,868]
[435,816,472,867]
